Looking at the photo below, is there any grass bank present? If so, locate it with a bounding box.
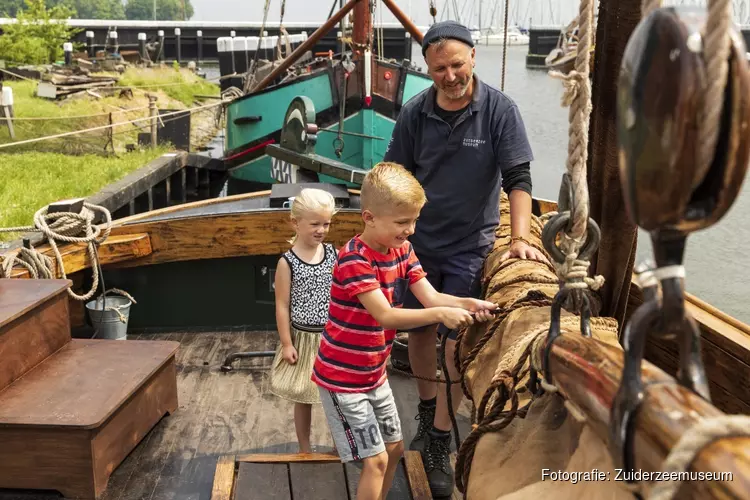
[0,67,221,154]
[0,147,170,241]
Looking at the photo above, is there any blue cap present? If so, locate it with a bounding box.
[421,20,474,56]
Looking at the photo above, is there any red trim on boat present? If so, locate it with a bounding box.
[224,139,276,162]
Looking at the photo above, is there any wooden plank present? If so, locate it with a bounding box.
[0,278,70,327]
[115,189,272,224]
[109,210,363,269]
[289,463,349,500]
[403,451,431,500]
[9,233,153,279]
[210,455,236,500]
[0,339,179,428]
[234,463,290,500]
[236,452,341,463]
[0,282,70,392]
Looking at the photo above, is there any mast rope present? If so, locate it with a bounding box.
[546,0,598,292]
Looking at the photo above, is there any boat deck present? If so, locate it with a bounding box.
[0,330,471,500]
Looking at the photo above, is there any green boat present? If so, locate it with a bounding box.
[222,1,433,189]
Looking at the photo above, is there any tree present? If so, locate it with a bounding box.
[0,0,25,17]
[0,0,80,65]
[125,0,193,20]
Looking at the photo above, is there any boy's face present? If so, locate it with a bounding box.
[362,205,421,250]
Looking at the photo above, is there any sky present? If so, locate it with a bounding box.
[189,0,584,27]
[189,0,750,27]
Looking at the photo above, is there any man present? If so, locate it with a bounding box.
[383,20,547,497]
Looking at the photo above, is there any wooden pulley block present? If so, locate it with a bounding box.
[616,6,750,234]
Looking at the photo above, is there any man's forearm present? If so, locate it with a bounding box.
[508,189,532,241]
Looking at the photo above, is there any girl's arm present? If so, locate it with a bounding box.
[274,257,293,348]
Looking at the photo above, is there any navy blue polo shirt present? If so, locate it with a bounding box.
[383,75,534,258]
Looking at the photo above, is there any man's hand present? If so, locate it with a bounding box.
[499,240,549,263]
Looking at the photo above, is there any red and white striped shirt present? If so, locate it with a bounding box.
[311,235,426,393]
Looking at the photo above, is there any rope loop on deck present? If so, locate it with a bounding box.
[0,202,114,302]
[648,415,750,500]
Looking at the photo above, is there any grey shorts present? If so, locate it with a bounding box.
[318,380,403,463]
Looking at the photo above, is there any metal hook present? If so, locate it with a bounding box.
[541,212,602,265]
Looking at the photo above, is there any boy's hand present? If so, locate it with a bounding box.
[460,298,498,322]
[437,307,475,330]
[281,344,298,364]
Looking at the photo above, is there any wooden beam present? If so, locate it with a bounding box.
[8,233,152,279]
[210,455,236,500]
[235,452,341,463]
[107,210,363,269]
[547,334,750,499]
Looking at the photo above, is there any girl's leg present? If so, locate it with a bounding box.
[357,451,388,500]
[380,440,404,500]
[294,402,313,453]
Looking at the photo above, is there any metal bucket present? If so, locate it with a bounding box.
[85,295,132,340]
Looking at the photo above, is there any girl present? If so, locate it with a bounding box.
[270,188,337,453]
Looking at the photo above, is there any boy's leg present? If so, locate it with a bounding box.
[369,380,404,498]
[317,386,389,499]
[400,254,441,453]
[294,402,312,453]
[425,244,493,498]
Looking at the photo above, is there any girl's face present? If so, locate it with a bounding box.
[292,210,333,247]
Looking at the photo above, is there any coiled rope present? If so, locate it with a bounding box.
[1,202,111,301]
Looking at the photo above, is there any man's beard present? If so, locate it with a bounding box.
[437,73,472,100]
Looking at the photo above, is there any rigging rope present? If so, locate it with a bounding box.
[546,0,600,290]
[0,202,111,301]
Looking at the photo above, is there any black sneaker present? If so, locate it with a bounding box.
[408,402,436,454]
[423,431,454,498]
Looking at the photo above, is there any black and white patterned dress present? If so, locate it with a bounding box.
[270,243,336,405]
[283,243,336,329]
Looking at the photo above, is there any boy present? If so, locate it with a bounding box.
[312,162,497,500]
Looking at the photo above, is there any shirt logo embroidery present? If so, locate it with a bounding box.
[462,137,486,149]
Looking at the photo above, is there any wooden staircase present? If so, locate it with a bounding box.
[0,279,179,499]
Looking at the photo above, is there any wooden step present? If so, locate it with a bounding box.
[0,279,179,499]
[0,279,71,391]
[211,451,431,500]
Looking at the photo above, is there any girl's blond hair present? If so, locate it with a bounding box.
[288,188,338,244]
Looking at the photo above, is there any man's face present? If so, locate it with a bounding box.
[425,40,475,100]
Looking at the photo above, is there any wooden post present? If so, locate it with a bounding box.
[251,0,364,93]
[1,85,15,140]
[148,94,158,147]
[381,0,424,45]
[175,28,182,65]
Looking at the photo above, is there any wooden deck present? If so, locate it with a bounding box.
[0,330,472,500]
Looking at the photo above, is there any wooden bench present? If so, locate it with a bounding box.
[210,451,431,500]
[0,279,179,499]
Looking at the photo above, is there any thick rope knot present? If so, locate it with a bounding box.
[549,69,589,107]
[559,252,605,291]
[648,415,750,500]
[0,202,114,302]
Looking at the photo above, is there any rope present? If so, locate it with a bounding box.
[697,0,732,187]
[0,202,112,301]
[500,0,510,91]
[648,415,750,500]
[4,106,151,122]
[0,101,224,150]
[548,0,594,243]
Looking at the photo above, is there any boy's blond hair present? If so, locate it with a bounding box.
[360,162,426,214]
